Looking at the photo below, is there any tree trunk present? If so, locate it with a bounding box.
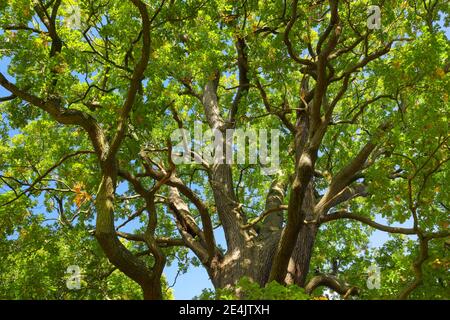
[209,183,318,291]
[142,279,163,300]
[209,227,318,291]
[286,224,318,286]
[286,183,318,286]
[209,236,279,289]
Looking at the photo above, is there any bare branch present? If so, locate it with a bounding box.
[283,0,315,68]
[315,121,391,215]
[320,210,416,235]
[109,0,153,156]
[0,150,95,208]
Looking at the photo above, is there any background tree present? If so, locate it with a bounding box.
[0,0,448,299]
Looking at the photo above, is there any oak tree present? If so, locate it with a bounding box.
[0,0,449,299]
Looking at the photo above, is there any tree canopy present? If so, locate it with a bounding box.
[0,0,449,300]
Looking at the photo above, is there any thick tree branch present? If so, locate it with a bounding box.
[315,121,391,215]
[200,70,249,252]
[305,274,358,298]
[202,70,224,129]
[139,154,217,258]
[259,180,287,235]
[168,187,210,264]
[229,37,250,125]
[2,24,46,34]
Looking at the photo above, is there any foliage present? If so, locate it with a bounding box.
[0,219,173,299]
[196,277,310,300]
